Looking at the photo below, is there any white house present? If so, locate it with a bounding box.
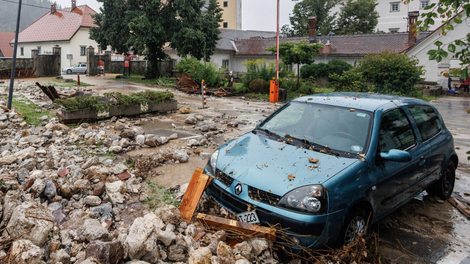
[406,11,470,85]
[11,1,102,71]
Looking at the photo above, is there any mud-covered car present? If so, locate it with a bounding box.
[204,92,458,248]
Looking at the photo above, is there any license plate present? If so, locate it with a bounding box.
[237,211,260,224]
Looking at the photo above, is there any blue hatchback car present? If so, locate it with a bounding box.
[204,93,458,248]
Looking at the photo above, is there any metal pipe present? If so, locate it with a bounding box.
[276,0,279,84]
[7,0,22,109]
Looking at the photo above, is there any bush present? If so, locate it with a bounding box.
[248,79,269,93]
[329,71,373,92]
[176,57,223,87]
[135,90,174,104]
[300,59,352,79]
[241,59,290,93]
[104,92,143,107]
[54,95,109,112]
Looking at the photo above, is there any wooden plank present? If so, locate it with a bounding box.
[179,168,211,222]
[196,213,276,241]
[449,197,470,219]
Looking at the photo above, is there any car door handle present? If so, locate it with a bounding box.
[419,157,426,166]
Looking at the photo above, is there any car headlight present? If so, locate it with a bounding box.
[278,185,327,214]
[204,149,219,176]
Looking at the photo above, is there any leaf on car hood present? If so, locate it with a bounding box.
[288,174,295,181]
[308,158,319,163]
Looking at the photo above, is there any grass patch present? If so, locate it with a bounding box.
[1,94,55,126]
[143,181,181,210]
[415,89,439,101]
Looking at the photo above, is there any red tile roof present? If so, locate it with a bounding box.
[0,32,15,57]
[12,5,97,44]
[234,33,431,56]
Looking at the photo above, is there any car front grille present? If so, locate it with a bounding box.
[248,186,281,206]
[215,168,234,187]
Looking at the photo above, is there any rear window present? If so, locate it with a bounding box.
[407,105,442,141]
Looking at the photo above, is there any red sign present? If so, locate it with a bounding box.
[124,60,129,68]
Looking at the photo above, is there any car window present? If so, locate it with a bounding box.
[261,102,304,132]
[407,105,442,142]
[378,108,416,153]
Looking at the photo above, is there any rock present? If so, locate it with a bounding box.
[135,135,145,146]
[86,240,124,264]
[53,210,70,225]
[6,202,54,246]
[167,237,188,262]
[0,155,17,165]
[10,239,43,264]
[185,115,198,125]
[188,246,212,264]
[157,230,176,247]
[125,213,158,260]
[120,129,136,139]
[169,133,178,140]
[20,158,37,171]
[29,178,46,195]
[233,241,253,261]
[200,124,210,132]
[79,219,109,241]
[227,121,238,127]
[209,124,217,131]
[117,172,132,181]
[82,157,100,169]
[90,203,114,221]
[217,241,237,264]
[60,183,81,198]
[93,182,106,196]
[209,230,226,254]
[179,106,191,114]
[161,205,181,225]
[144,134,162,147]
[105,181,126,194]
[51,249,71,264]
[249,238,269,256]
[43,179,57,200]
[16,146,36,159]
[173,150,189,163]
[84,195,102,206]
[109,146,122,153]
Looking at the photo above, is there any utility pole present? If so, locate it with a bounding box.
[7,0,22,109]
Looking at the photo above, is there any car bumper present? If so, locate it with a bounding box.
[206,180,337,248]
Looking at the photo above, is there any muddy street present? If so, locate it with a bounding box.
[2,75,470,263]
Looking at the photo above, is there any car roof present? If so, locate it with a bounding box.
[292,92,429,112]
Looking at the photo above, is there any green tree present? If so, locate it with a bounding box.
[266,40,323,88]
[332,51,424,96]
[407,0,470,78]
[90,0,222,78]
[334,0,379,34]
[281,0,340,37]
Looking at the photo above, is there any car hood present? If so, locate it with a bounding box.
[216,132,360,196]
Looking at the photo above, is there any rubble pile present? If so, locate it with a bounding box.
[0,107,281,264]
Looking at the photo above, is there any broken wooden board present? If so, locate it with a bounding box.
[449,197,470,219]
[196,213,277,241]
[179,167,211,222]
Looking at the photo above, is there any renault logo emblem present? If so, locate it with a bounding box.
[234,183,242,195]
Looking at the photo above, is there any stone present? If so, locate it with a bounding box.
[249,238,269,256]
[135,135,145,145]
[233,241,253,261]
[227,121,238,127]
[113,163,128,174]
[16,146,36,159]
[188,246,212,264]
[20,158,36,171]
[157,229,176,247]
[43,179,57,200]
[6,202,54,246]
[82,157,100,169]
[169,133,178,140]
[209,230,226,254]
[117,172,132,181]
[53,210,70,225]
[93,182,106,196]
[79,219,109,242]
[0,155,17,165]
[125,213,158,260]
[120,129,136,139]
[168,237,188,262]
[86,240,124,264]
[84,195,102,206]
[58,167,69,177]
[51,249,71,264]
[144,134,162,147]
[106,180,126,194]
[109,146,122,153]
[173,150,189,163]
[10,239,43,264]
[185,115,198,125]
[217,241,237,264]
[90,203,114,221]
[29,178,46,195]
[60,183,81,199]
[161,205,181,225]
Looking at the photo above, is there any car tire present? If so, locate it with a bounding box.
[336,207,369,248]
[84,70,87,74]
[427,160,455,200]
[66,69,72,74]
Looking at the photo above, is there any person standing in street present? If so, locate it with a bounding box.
[464,76,470,93]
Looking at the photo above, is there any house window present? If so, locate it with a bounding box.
[80,46,86,56]
[389,28,399,33]
[223,1,228,7]
[37,46,41,54]
[420,0,430,9]
[223,22,228,28]
[20,47,24,56]
[390,2,400,12]
[222,59,229,69]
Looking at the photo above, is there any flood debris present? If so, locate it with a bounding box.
[176,73,199,93]
[36,82,80,102]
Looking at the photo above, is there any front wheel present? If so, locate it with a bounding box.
[427,160,455,200]
[336,207,369,248]
[66,69,72,74]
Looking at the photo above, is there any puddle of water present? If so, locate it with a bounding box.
[140,119,195,139]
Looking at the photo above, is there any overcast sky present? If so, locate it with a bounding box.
[53,0,296,31]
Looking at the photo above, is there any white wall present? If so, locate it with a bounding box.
[406,17,468,84]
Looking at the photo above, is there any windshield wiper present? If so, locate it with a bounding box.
[290,136,340,157]
[254,127,281,140]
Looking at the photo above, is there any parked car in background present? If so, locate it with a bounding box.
[204,92,458,249]
[62,63,87,74]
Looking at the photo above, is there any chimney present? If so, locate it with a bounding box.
[408,11,419,44]
[71,0,76,10]
[308,16,317,43]
[51,3,56,14]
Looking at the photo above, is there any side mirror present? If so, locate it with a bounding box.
[380,149,412,162]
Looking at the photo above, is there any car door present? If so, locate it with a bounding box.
[406,105,446,186]
[79,64,87,73]
[373,107,426,216]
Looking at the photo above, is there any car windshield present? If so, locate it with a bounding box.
[258,101,372,155]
